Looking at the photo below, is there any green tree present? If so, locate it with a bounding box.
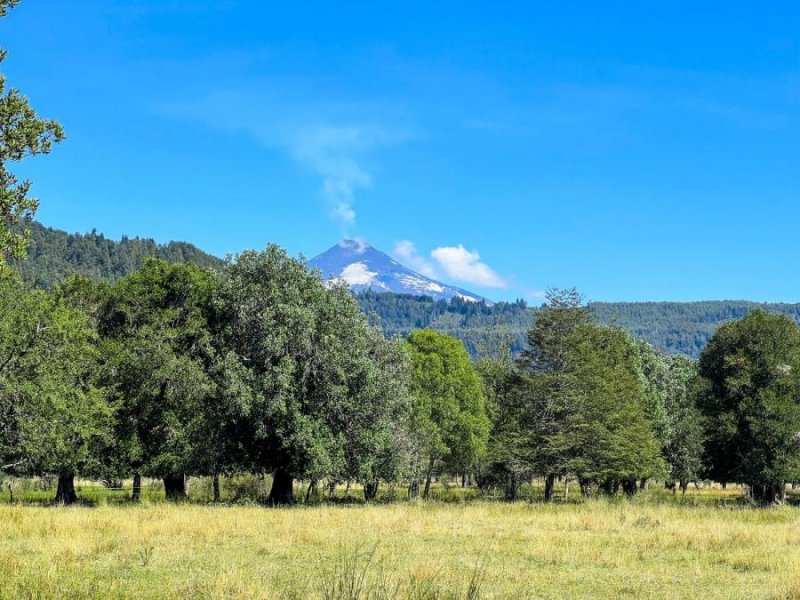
[215,246,412,504]
[98,259,218,500]
[405,329,490,499]
[696,310,800,504]
[633,342,704,492]
[476,356,530,500]
[0,273,109,504]
[0,2,64,266]
[662,355,703,493]
[520,289,663,499]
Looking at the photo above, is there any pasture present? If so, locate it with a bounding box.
[0,481,798,599]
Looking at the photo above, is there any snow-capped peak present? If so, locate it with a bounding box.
[309,240,491,303]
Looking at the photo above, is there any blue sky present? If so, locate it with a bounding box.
[4,1,798,302]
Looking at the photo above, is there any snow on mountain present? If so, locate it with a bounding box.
[309,240,491,303]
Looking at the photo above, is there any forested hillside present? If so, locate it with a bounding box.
[356,290,531,356]
[589,301,800,357]
[357,291,800,358]
[11,222,224,288]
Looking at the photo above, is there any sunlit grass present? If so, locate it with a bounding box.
[0,483,798,599]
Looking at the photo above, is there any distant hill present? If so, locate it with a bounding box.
[11,222,224,288]
[309,240,489,303]
[356,291,800,359]
[356,290,530,356]
[588,301,800,358]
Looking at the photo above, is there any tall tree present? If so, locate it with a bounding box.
[0,273,109,504]
[99,259,218,500]
[0,1,64,266]
[405,329,490,499]
[662,355,703,493]
[517,288,589,500]
[215,245,413,504]
[519,289,663,499]
[696,310,800,504]
[476,355,530,500]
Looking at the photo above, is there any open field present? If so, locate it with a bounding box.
[0,486,798,599]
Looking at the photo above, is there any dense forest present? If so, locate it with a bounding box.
[10,222,224,288]
[357,290,800,358]
[2,250,799,507]
[589,300,800,357]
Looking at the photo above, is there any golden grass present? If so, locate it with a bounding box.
[0,492,799,599]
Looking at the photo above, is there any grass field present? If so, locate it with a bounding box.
[0,483,799,599]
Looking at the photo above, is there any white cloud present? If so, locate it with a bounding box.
[392,240,438,278]
[393,240,509,289]
[431,245,509,288]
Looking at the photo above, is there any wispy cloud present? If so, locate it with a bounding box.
[288,124,395,228]
[393,240,510,289]
[163,89,409,232]
[392,240,439,278]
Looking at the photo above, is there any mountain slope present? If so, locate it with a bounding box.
[11,222,224,288]
[309,239,489,303]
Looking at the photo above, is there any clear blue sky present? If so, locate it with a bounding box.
[4,1,798,302]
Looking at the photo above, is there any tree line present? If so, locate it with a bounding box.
[1,250,798,506]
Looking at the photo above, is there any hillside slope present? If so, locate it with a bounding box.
[11,222,224,288]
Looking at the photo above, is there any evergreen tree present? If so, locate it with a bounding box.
[697,310,800,504]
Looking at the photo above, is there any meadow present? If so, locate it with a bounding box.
[0,481,798,599]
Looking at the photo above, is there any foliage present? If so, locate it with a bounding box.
[0,273,109,497]
[405,330,490,497]
[696,309,800,503]
[215,246,413,503]
[590,300,800,358]
[518,289,664,497]
[97,259,218,492]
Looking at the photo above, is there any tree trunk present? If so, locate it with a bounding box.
[55,472,77,505]
[600,477,619,496]
[505,473,518,501]
[268,468,294,505]
[131,473,142,502]
[163,475,186,501]
[212,473,221,503]
[622,477,638,496]
[306,479,318,503]
[579,477,592,497]
[639,478,648,491]
[544,474,555,502]
[423,457,435,499]
[363,478,379,502]
[680,477,688,495]
[408,480,419,499]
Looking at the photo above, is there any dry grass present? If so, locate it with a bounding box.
[0,489,799,599]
